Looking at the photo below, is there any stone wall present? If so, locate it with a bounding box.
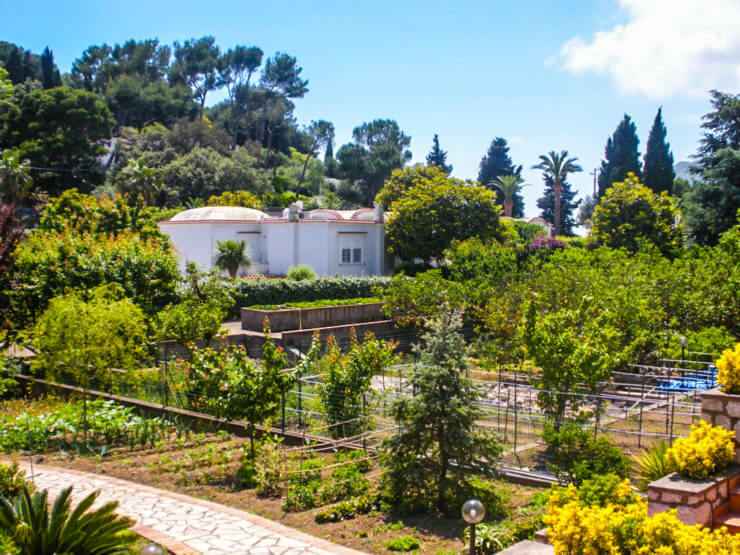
[701,389,740,463]
[241,302,383,332]
[647,466,740,526]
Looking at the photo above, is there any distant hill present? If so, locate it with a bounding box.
[674,161,699,183]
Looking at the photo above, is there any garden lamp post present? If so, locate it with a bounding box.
[140,545,164,555]
[680,336,687,364]
[462,498,485,555]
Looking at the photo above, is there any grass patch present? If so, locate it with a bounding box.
[248,297,380,311]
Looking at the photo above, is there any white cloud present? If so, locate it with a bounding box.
[554,0,740,98]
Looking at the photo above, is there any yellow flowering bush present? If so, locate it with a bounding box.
[717,343,740,394]
[665,421,735,479]
[544,478,740,554]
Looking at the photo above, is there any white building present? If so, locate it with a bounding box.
[158,205,389,277]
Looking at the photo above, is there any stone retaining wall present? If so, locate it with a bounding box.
[241,302,383,332]
[701,388,740,463]
[647,466,740,525]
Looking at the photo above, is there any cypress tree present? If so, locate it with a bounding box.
[537,175,581,236]
[4,46,24,84]
[40,47,61,89]
[597,114,642,197]
[426,134,453,174]
[643,108,675,194]
[478,137,524,217]
[324,137,336,177]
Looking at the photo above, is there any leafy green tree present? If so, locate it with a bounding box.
[0,42,39,84]
[104,76,195,129]
[218,45,263,145]
[684,91,740,245]
[213,239,251,278]
[375,164,450,209]
[157,262,234,352]
[590,173,682,256]
[29,285,149,395]
[536,174,581,236]
[643,108,674,194]
[477,137,523,217]
[381,309,503,513]
[0,65,13,109]
[521,302,623,426]
[492,175,524,218]
[385,177,501,262]
[161,147,229,202]
[319,331,398,437]
[2,87,113,195]
[39,47,61,89]
[297,120,334,187]
[337,119,412,205]
[10,228,178,330]
[115,158,162,205]
[207,189,262,208]
[426,134,452,174]
[0,486,137,554]
[598,114,642,197]
[381,270,467,328]
[0,150,33,205]
[532,150,582,236]
[169,37,220,116]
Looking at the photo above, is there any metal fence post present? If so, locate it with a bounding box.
[638,372,646,449]
[281,389,286,433]
[297,366,302,430]
[362,393,367,451]
[594,385,604,438]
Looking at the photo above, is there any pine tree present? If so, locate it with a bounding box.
[426,134,453,174]
[478,137,524,217]
[643,108,675,194]
[536,175,581,236]
[598,114,642,197]
[39,47,61,89]
[324,137,336,177]
[381,308,502,513]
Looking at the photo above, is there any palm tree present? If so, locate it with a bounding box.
[213,239,252,278]
[492,175,525,218]
[532,151,582,236]
[0,486,137,554]
[0,150,33,206]
[118,158,161,206]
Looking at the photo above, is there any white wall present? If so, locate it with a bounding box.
[158,220,387,277]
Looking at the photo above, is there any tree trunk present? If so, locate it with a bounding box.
[504,198,513,218]
[297,139,319,187]
[228,265,237,279]
[553,180,562,237]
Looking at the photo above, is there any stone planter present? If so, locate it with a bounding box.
[701,388,740,464]
[647,465,740,526]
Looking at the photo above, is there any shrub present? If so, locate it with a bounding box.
[286,264,316,281]
[230,276,390,315]
[0,461,32,498]
[0,486,137,554]
[544,478,740,554]
[9,228,179,330]
[666,421,735,479]
[718,343,740,394]
[314,492,381,523]
[632,441,675,491]
[463,522,514,554]
[386,535,420,552]
[543,422,630,485]
[251,436,286,495]
[529,236,567,254]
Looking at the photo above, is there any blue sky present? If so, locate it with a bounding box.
[3,0,738,216]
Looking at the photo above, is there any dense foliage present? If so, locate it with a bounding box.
[718,342,740,394]
[231,276,390,312]
[590,173,681,256]
[29,285,149,390]
[385,176,501,262]
[665,421,734,479]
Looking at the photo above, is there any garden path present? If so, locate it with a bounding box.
[18,462,364,555]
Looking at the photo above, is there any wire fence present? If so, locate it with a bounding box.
[21,350,717,475]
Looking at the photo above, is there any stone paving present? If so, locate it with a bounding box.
[19,462,363,555]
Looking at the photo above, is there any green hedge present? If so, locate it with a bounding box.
[230,277,391,316]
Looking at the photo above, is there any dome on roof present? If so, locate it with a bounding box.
[170,206,270,222]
